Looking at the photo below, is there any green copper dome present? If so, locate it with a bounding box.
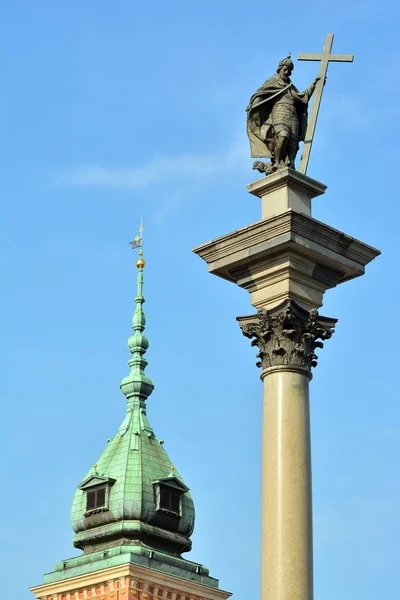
[71,262,195,557]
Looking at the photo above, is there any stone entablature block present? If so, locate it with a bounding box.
[193,210,380,310]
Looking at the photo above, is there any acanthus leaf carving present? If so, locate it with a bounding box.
[238,300,337,372]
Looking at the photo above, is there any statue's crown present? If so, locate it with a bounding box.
[277,55,294,70]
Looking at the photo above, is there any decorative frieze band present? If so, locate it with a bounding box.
[237,299,337,372]
[38,576,211,600]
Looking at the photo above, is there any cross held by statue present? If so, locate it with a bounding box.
[297,33,354,174]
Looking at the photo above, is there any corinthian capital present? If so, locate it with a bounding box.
[237,300,337,372]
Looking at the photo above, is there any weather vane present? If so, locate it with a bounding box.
[129,218,145,269]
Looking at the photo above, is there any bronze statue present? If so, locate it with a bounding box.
[246,56,319,173]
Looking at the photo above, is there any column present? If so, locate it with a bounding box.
[238,301,336,600]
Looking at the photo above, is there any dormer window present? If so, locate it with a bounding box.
[153,476,189,517]
[86,486,106,511]
[78,474,116,516]
[159,486,181,514]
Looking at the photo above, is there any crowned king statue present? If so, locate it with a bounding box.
[246,56,320,174]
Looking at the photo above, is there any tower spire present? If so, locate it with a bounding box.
[120,221,154,403]
[42,223,220,594]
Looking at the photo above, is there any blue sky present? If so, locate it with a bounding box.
[2,1,400,599]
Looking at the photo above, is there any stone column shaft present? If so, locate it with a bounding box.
[261,367,312,600]
[238,300,336,600]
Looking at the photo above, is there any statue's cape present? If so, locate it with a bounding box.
[246,74,308,158]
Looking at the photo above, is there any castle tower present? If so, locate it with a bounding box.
[31,247,230,600]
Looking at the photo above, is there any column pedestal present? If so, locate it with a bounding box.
[247,167,326,220]
[193,171,379,312]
